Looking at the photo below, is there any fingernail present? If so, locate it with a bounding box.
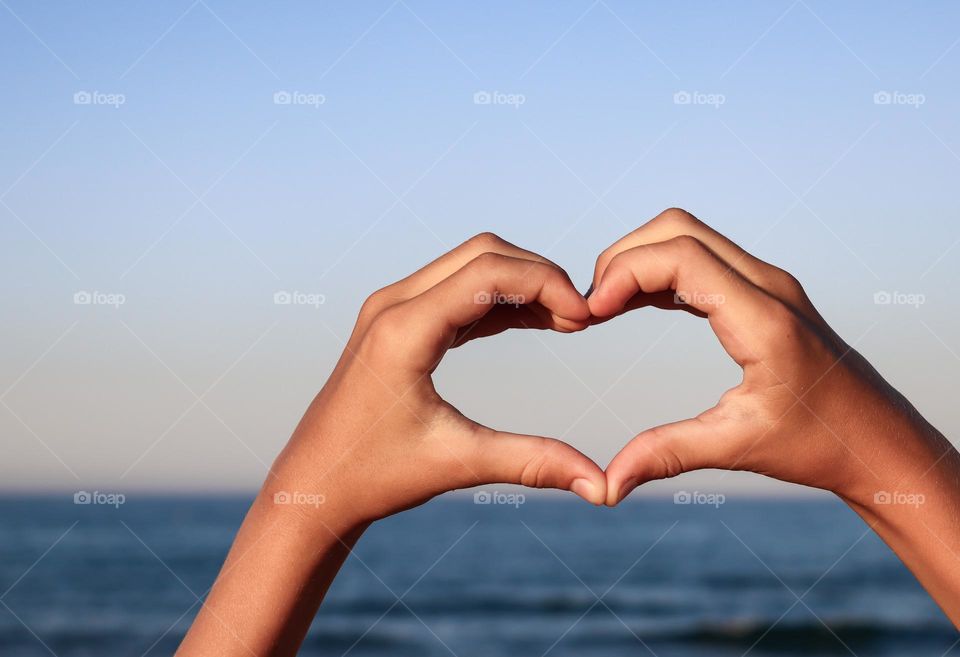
[570,478,602,505]
[617,478,639,504]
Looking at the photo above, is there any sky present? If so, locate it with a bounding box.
[1,0,959,495]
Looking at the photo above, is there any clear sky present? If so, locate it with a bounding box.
[2,1,959,494]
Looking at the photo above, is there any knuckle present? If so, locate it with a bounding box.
[669,233,707,256]
[595,247,616,275]
[469,250,506,270]
[357,287,391,323]
[603,249,633,277]
[648,427,686,479]
[519,443,551,488]
[775,268,806,296]
[656,207,699,231]
[466,231,505,252]
[361,306,408,355]
[536,259,565,281]
[758,266,809,308]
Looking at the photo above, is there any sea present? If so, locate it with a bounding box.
[0,494,955,656]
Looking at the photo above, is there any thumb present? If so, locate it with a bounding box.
[469,428,607,505]
[605,416,733,506]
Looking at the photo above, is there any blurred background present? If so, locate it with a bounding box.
[1,1,958,655]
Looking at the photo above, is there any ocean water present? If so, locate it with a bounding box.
[0,495,955,656]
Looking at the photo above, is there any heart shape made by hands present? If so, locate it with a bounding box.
[458,208,853,507]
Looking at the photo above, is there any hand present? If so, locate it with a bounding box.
[589,208,960,624]
[589,209,954,508]
[179,218,960,656]
[271,232,607,528]
[177,234,608,657]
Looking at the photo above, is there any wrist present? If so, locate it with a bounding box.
[260,445,373,541]
[834,413,954,511]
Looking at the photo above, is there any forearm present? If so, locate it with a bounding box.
[176,457,368,657]
[839,417,960,625]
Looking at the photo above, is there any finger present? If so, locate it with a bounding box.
[354,233,572,347]
[604,416,737,505]
[398,253,590,354]
[451,303,560,346]
[585,290,707,327]
[470,427,607,505]
[588,236,777,366]
[395,232,562,299]
[593,209,773,290]
[592,208,818,323]
[441,254,589,328]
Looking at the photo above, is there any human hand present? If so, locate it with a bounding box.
[180,235,611,657]
[179,217,960,657]
[589,209,951,508]
[589,208,960,624]
[271,233,607,530]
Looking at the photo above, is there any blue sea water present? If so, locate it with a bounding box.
[0,495,955,656]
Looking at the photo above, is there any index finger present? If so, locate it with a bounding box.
[589,235,781,366]
[592,208,821,326]
[384,252,590,371]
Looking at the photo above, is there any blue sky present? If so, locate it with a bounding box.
[2,1,959,492]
